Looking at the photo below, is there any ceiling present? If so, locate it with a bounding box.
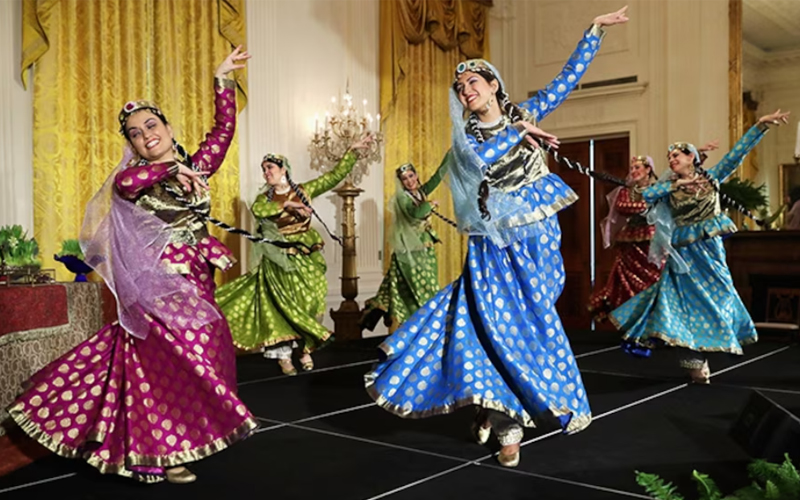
[743,0,800,52]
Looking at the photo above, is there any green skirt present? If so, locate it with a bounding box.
[362,247,439,330]
[216,252,331,352]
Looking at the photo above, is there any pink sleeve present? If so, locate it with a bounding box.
[190,78,237,177]
[115,162,178,199]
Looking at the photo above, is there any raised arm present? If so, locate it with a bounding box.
[302,151,359,199]
[518,25,604,122]
[420,151,453,196]
[190,46,250,177]
[706,124,767,183]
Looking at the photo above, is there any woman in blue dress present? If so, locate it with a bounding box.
[610,109,790,383]
[365,7,630,467]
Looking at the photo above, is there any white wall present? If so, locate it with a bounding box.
[744,44,800,211]
[244,0,385,335]
[489,0,731,170]
[0,0,34,232]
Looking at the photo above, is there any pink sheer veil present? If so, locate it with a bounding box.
[79,147,221,340]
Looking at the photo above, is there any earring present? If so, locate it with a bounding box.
[485,97,493,111]
[280,175,287,185]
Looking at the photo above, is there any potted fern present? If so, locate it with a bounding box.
[636,454,799,499]
[54,239,93,282]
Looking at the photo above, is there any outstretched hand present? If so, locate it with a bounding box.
[516,121,560,150]
[758,109,791,127]
[176,164,211,194]
[215,45,251,79]
[351,133,376,151]
[698,140,720,153]
[593,5,629,27]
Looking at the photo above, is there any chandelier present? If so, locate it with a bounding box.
[309,86,384,186]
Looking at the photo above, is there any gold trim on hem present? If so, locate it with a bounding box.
[621,329,757,355]
[8,405,258,483]
[368,345,592,434]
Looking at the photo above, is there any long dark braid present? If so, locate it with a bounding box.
[466,71,531,221]
[284,174,343,246]
[692,165,765,226]
[164,140,314,252]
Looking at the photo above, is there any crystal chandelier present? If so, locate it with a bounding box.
[309,86,383,186]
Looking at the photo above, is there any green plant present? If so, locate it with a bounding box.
[636,454,799,500]
[56,239,84,260]
[720,178,768,214]
[0,225,41,268]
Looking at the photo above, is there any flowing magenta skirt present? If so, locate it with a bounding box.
[7,252,258,482]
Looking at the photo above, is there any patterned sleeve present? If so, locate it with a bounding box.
[421,150,452,196]
[469,124,528,166]
[707,123,768,182]
[303,151,358,199]
[642,181,675,204]
[115,162,179,199]
[519,25,605,122]
[190,77,238,177]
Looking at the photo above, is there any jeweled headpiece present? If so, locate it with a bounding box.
[395,163,416,179]
[667,142,701,166]
[262,153,291,173]
[453,59,496,84]
[118,100,167,135]
[632,155,654,169]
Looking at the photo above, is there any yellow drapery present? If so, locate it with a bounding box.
[380,0,490,287]
[21,0,246,284]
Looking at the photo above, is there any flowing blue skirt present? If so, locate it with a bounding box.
[610,235,757,354]
[364,218,592,433]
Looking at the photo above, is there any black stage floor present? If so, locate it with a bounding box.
[1,332,798,499]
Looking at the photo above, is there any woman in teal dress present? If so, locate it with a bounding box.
[610,109,790,383]
[216,136,372,375]
[360,159,449,332]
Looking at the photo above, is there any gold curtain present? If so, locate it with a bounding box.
[21,0,246,284]
[380,0,490,287]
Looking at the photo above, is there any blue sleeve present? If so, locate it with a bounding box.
[519,25,605,122]
[642,181,673,204]
[468,125,527,166]
[707,124,768,182]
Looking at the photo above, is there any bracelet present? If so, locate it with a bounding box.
[167,162,180,176]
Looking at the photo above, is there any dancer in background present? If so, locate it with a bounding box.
[365,7,629,467]
[589,143,718,321]
[216,137,373,376]
[611,110,789,383]
[360,158,449,332]
[7,47,256,483]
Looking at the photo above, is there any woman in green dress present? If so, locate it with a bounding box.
[216,135,372,375]
[360,159,449,332]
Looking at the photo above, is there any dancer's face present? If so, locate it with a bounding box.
[628,160,650,185]
[125,110,175,163]
[262,161,287,186]
[667,149,694,177]
[455,71,499,114]
[400,170,419,191]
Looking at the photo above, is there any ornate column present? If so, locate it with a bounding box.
[329,180,364,340]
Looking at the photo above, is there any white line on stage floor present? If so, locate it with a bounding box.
[237,359,378,387]
[360,344,793,500]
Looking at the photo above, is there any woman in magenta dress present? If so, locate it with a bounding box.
[6,47,257,484]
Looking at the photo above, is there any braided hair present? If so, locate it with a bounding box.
[263,158,343,245]
[457,68,527,221]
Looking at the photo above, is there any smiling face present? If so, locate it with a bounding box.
[628,159,651,185]
[667,148,695,177]
[399,169,419,191]
[455,71,499,114]
[261,161,287,186]
[124,110,175,164]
